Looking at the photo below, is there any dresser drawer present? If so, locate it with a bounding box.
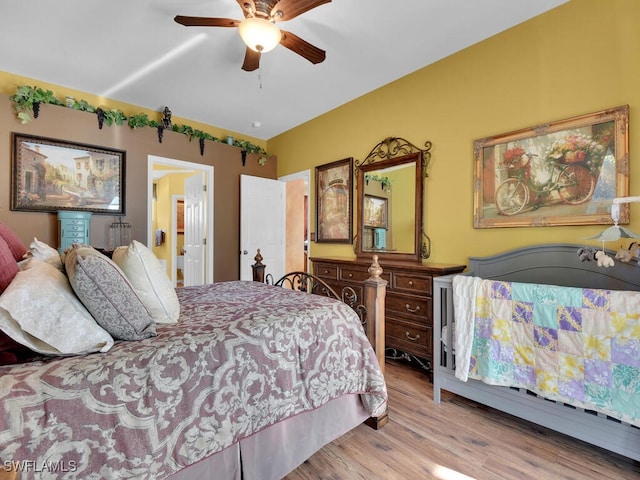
[62,222,86,231]
[339,267,370,282]
[386,317,430,357]
[392,273,431,295]
[314,264,338,280]
[386,292,431,322]
[66,219,86,226]
[65,230,87,238]
[340,267,391,284]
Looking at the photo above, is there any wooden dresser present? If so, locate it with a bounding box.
[310,256,465,375]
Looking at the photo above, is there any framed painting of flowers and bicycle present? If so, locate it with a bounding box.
[473,106,629,228]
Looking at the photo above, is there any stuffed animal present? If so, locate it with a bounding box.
[577,247,595,262]
[615,247,633,263]
[595,250,615,268]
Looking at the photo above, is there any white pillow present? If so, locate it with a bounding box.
[0,258,114,355]
[25,237,63,271]
[112,240,180,324]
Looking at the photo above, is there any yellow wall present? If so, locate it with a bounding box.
[389,166,414,252]
[269,0,640,267]
[152,172,193,277]
[153,177,172,265]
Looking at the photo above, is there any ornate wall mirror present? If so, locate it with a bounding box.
[355,137,431,263]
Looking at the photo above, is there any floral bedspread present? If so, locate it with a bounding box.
[0,281,387,479]
[454,277,640,426]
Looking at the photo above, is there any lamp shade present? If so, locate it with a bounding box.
[238,18,282,53]
[586,225,640,242]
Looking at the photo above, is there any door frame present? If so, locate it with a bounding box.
[171,194,184,286]
[279,169,311,273]
[147,155,214,284]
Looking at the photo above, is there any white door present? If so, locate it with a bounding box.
[184,172,206,286]
[240,175,286,281]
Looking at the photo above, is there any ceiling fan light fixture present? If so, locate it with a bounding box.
[238,17,281,53]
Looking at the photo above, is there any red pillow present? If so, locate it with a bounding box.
[0,235,19,293]
[0,222,27,261]
[0,330,36,365]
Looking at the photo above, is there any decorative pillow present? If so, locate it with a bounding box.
[0,222,27,261]
[25,237,63,271]
[0,258,114,356]
[0,235,19,294]
[64,245,157,341]
[112,240,180,324]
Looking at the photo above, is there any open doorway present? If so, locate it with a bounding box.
[279,170,310,273]
[147,155,214,286]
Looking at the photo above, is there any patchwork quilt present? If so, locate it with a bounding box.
[454,276,640,427]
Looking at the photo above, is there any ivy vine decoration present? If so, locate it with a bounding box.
[9,85,63,124]
[95,108,128,129]
[364,173,393,193]
[68,98,96,113]
[9,85,271,165]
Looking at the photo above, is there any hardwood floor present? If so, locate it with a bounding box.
[286,361,640,480]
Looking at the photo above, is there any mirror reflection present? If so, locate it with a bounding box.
[361,161,416,254]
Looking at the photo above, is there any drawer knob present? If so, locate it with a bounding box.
[405,332,420,341]
[405,304,420,313]
[323,270,329,274]
[348,273,353,278]
[408,280,413,286]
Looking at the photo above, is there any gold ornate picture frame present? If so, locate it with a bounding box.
[473,106,629,228]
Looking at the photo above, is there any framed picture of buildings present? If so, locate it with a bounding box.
[473,106,629,228]
[364,194,388,229]
[315,157,353,243]
[11,133,125,214]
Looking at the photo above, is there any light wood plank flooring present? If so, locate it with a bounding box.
[286,361,640,479]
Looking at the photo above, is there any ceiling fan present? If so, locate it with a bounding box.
[175,0,331,72]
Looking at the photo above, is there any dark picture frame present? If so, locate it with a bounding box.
[11,133,125,214]
[473,106,629,228]
[315,157,353,243]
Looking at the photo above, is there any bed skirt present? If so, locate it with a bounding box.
[167,393,370,480]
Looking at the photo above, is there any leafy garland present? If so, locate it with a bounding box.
[9,85,270,165]
[364,173,393,192]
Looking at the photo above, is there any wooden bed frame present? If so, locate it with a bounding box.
[433,243,640,462]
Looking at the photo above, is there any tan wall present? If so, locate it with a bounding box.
[0,95,277,281]
[270,0,640,267]
[285,178,305,273]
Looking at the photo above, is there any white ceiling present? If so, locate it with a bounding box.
[1,0,567,140]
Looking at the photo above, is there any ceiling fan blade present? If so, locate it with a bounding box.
[242,48,261,72]
[279,30,326,64]
[272,0,331,21]
[174,16,241,28]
